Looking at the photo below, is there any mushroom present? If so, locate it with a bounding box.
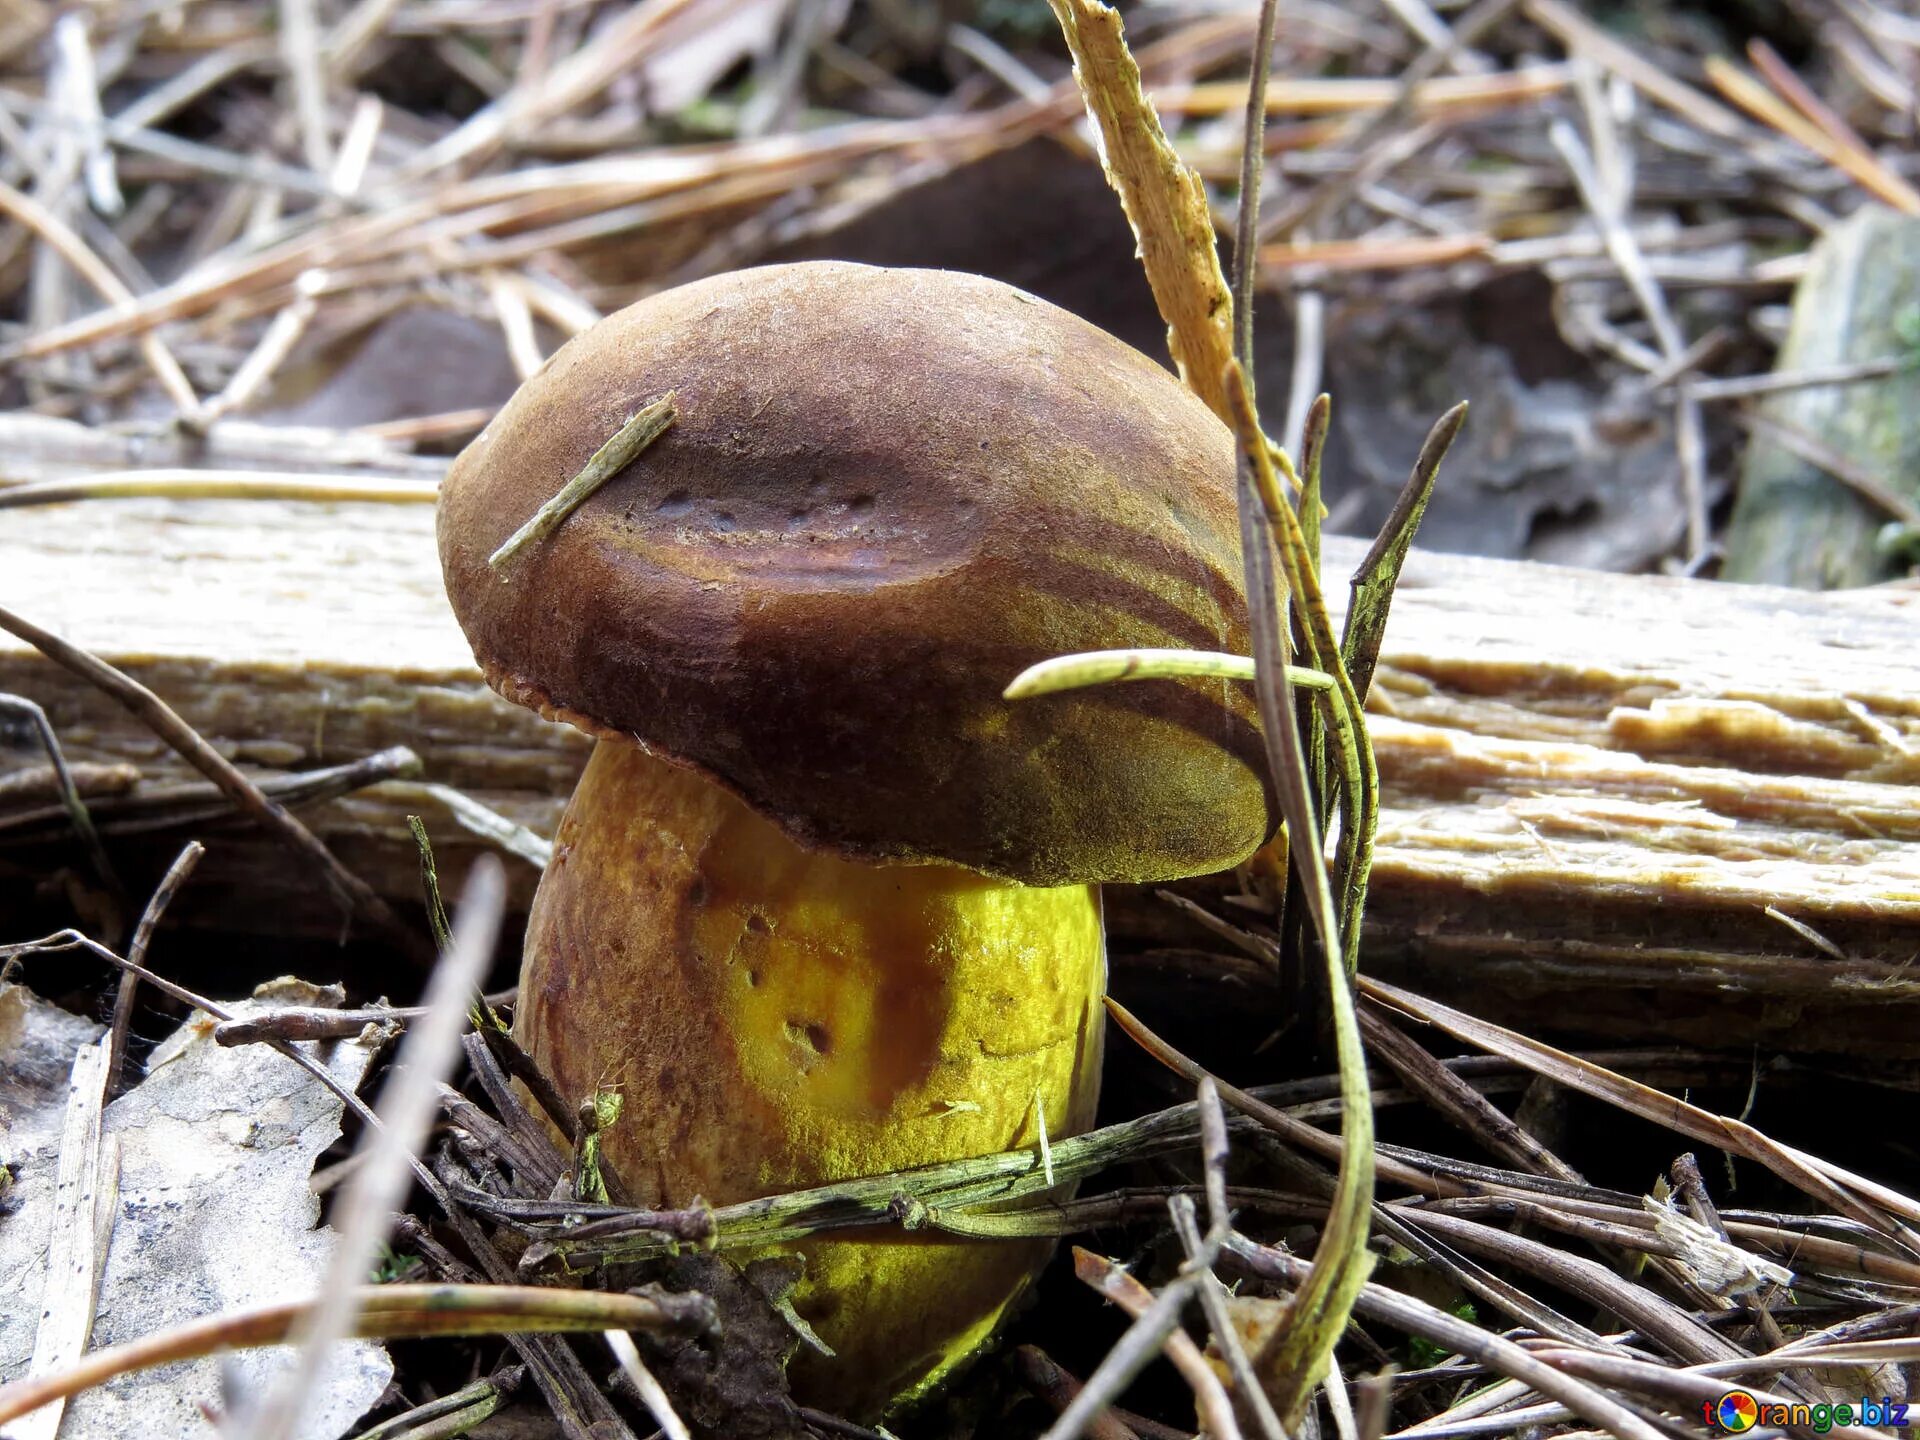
[436,261,1270,1416]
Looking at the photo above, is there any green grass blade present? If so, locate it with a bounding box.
[1004,647,1331,698]
[1341,403,1467,705]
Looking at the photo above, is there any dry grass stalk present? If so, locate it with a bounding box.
[1043,0,1235,423]
[0,1284,713,1430]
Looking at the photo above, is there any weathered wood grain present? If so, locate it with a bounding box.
[3,486,1918,1057]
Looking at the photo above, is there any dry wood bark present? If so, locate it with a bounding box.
[3,492,1918,1059]
[1721,206,1920,587]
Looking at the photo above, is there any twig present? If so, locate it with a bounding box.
[486,267,545,380]
[1164,67,1571,121]
[0,692,119,897]
[504,1046,1752,1273]
[354,1369,520,1440]
[200,270,328,423]
[211,989,516,1046]
[0,930,623,1440]
[0,410,444,483]
[50,16,119,217]
[605,1330,691,1440]
[1051,1247,1242,1440]
[1044,0,1237,423]
[99,46,271,142]
[0,603,429,960]
[1351,1373,1392,1440]
[1226,1237,1671,1440]
[1548,116,1708,563]
[461,1038,570,1199]
[1681,356,1911,402]
[794,1405,904,1440]
[1263,0,1519,241]
[950,24,1055,105]
[358,408,496,445]
[1530,1346,1884,1440]
[1197,1079,1232,1234]
[1396,1207,1751,1368]
[1357,995,1579,1183]
[0,748,423,846]
[426,1189,637,1439]
[1524,0,1746,138]
[106,840,203,1094]
[1706,53,1920,214]
[0,177,198,416]
[0,470,440,508]
[1669,1153,1727,1238]
[1362,975,1920,1241]
[327,0,411,78]
[1170,1193,1285,1440]
[1260,233,1492,272]
[1085,7,1393,1396]
[278,0,335,177]
[330,97,384,198]
[0,1285,712,1429]
[410,815,454,952]
[381,779,555,869]
[0,759,133,808]
[1734,409,1920,529]
[488,392,676,572]
[1378,0,1479,68]
[1113,987,1610,1350]
[1012,1348,1144,1440]
[473,1022,580,1145]
[1280,281,1325,460]
[1323,1358,1360,1440]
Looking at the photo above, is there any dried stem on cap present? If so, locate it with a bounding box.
[487,392,676,573]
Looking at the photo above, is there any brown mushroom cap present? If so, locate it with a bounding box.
[437,261,1270,884]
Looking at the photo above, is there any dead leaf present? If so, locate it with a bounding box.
[0,979,392,1440]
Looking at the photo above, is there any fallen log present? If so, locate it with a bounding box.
[3,490,1918,1060]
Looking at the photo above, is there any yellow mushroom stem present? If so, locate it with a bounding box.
[514,740,1107,1417]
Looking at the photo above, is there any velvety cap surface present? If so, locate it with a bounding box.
[437,261,1270,884]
